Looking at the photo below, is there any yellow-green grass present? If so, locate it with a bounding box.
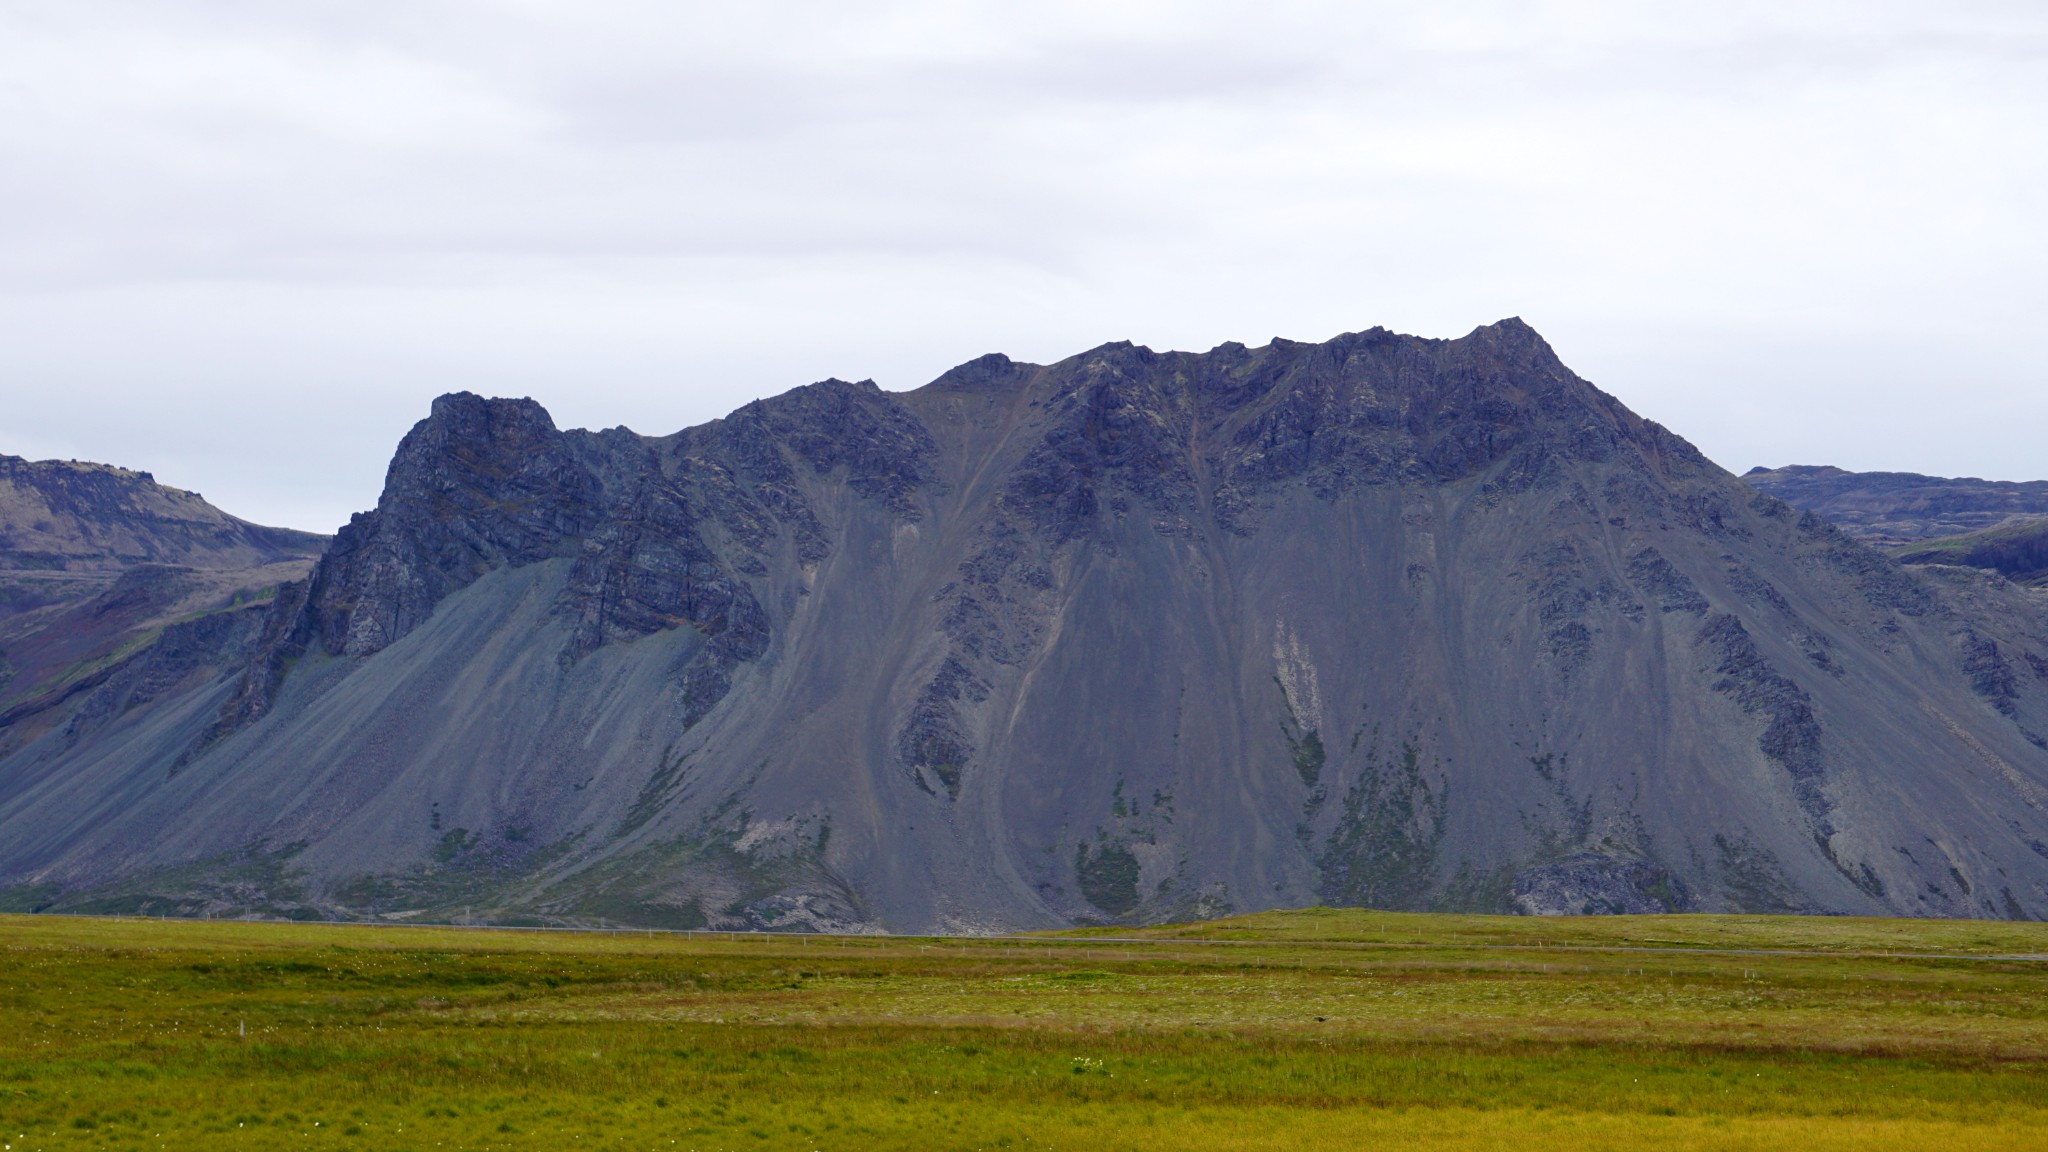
[3,910,2047,1150]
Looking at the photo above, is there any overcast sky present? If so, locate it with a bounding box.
[2,1,2044,531]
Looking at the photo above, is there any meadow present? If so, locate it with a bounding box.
[2,909,2047,1150]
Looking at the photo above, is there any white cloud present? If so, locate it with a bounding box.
[0,0,2044,528]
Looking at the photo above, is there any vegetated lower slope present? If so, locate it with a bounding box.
[1744,464,2048,547]
[0,457,327,748]
[4,320,2048,933]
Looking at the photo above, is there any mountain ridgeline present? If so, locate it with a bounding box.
[4,319,2048,932]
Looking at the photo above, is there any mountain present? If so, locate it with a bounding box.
[1744,465,2048,547]
[4,320,2048,931]
[0,458,327,746]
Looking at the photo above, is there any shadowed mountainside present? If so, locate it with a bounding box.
[3,320,2048,932]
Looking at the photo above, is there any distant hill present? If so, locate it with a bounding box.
[0,456,326,613]
[1744,464,2048,547]
[0,457,326,729]
[1743,464,2048,587]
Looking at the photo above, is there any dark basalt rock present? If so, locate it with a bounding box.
[1695,613,1830,831]
[66,603,267,749]
[213,384,927,734]
[0,455,325,578]
[199,578,312,747]
[308,393,602,660]
[557,450,766,665]
[897,656,990,797]
[1959,633,2021,716]
[1626,546,1709,614]
[1513,853,1693,916]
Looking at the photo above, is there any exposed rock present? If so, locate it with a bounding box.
[897,656,990,797]
[305,393,602,660]
[1625,546,1709,615]
[1959,633,2021,716]
[1513,852,1692,916]
[1694,613,1830,831]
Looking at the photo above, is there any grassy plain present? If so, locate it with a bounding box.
[2,909,2047,1150]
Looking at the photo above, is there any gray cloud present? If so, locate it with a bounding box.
[2,1,2045,529]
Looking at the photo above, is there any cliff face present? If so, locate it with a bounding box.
[5,320,2048,931]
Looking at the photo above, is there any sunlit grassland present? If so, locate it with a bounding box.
[2,910,2046,1150]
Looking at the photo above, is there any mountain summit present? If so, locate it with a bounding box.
[4,320,2047,931]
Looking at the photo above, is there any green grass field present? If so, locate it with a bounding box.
[3,909,2047,1150]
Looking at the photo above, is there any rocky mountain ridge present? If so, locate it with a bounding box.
[3,320,2047,931]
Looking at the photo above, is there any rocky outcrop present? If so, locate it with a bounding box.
[305,394,602,660]
[211,382,931,736]
[1513,853,1692,916]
